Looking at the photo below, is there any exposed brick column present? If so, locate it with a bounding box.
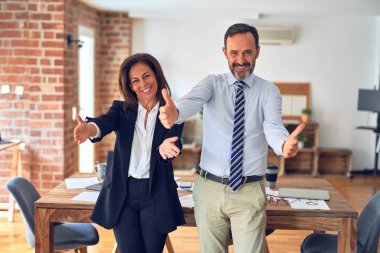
[0,0,131,201]
[26,0,66,193]
[0,0,33,200]
[94,12,131,163]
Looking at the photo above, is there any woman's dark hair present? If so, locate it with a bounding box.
[224,23,259,49]
[118,53,171,110]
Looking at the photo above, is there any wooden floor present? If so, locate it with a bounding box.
[1,174,380,253]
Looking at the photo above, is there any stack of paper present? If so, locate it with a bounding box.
[71,191,99,203]
[265,187,279,197]
[179,194,194,208]
[65,177,99,189]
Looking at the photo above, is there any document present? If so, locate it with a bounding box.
[179,194,194,208]
[65,177,99,189]
[265,187,279,197]
[286,198,330,210]
[71,191,99,202]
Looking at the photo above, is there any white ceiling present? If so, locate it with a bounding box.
[80,0,380,19]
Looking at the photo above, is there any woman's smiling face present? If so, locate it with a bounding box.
[129,62,158,106]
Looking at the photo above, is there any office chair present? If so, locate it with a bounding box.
[5,176,99,252]
[301,191,380,253]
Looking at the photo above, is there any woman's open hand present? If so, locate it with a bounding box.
[74,115,94,144]
[159,136,180,160]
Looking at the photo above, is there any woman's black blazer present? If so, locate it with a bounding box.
[86,100,185,233]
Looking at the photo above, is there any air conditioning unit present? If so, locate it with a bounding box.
[256,26,294,45]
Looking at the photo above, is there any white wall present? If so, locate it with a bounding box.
[132,16,380,170]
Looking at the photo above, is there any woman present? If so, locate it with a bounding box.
[73,53,185,253]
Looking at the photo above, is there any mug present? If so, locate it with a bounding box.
[94,162,107,180]
[265,165,278,189]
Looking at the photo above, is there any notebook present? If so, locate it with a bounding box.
[85,151,114,191]
[84,181,103,191]
[278,188,330,200]
[0,140,12,145]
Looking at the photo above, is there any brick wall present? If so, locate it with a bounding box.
[95,12,130,162]
[0,0,35,201]
[0,0,130,201]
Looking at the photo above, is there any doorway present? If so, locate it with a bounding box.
[78,26,94,173]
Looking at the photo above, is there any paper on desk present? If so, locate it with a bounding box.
[265,187,279,197]
[71,191,99,202]
[179,194,194,208]
[65,177,99,189]
[286,198,330,210]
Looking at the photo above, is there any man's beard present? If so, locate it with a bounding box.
[230,61,255,81]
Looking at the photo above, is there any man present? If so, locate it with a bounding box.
[160,23,304,253]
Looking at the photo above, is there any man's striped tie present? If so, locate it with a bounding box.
[229,81,245,191]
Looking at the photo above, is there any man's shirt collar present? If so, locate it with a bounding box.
[227,71,255,88]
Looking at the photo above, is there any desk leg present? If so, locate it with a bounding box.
[278,156,286,176]
[164,236,174,253]
[311,149,319,177]
[35,208,54,253]
[7,147,21,222]
[112,243,120,253]
[337,218,357,253]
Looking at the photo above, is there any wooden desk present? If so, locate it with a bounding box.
[35,175,358,253]
[181,177,357,253]
[0,139,23,222]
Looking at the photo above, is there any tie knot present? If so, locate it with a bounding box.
[235,81,245,90]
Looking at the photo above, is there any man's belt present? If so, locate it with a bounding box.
[199,169,263,185]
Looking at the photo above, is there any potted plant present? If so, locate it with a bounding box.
[297,132,307,149]
[301,108,312,123]
[198,107,204,119]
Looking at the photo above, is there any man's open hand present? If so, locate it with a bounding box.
[282,123,306,158]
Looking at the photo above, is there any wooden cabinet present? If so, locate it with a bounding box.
[268,122,319,176]
[318,148,352,177]
[268,123,354,177]
[172,144,201,171]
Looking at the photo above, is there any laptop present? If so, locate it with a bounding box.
[85,151,114,191]
[278,188,330,200]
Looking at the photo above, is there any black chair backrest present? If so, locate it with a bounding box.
[357,191,380,253]
[5,177,41,247]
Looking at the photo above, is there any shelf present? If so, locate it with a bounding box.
[268,122,319,176]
